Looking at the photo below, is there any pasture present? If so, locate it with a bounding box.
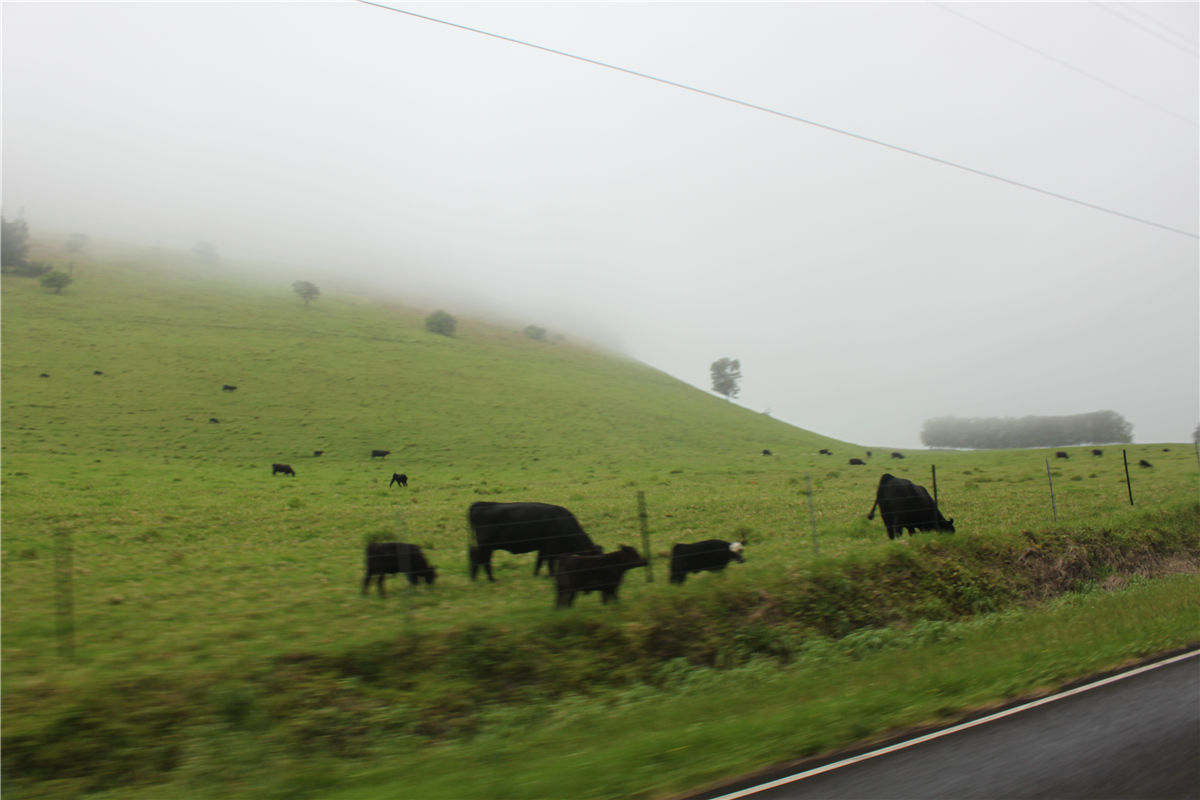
[2,246,1197,798]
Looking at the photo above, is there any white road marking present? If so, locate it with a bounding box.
[706,649,1200,800]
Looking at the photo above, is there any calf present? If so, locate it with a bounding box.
[762,449,772,456]
[669,539,745,585]
[390,472,408,487]
[272,463,295,476]
[371,449,390,459]
[1139,459,1153,468]
[555,545,646,608]
[362,542,436,596]
[819,449,832,455]
[209,418,220,424]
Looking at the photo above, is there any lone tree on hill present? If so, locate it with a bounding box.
[2,217,30,268]
[710,357,742,399]
[292,280,321,307]
[425,309,457,336]
[39,270,73,294]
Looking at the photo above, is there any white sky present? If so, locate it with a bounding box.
[4,1,1197,447]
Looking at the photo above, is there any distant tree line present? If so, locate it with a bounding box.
[920,410,1133,449]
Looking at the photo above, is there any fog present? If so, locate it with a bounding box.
[4,2,1197,447]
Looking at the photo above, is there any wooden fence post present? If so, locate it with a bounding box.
[1045,459,1058,522]
[805,473,819,557]
[637,491,653,582]
[1122,450,1134,506]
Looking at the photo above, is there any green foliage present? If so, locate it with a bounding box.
[710,356,741,399]
[38,269,73,294]
[292,280,321,306]
[921,410,1134,448]
[2,216,30,267]
[424,308,456,336]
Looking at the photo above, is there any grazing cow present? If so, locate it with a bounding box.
[1139,459,1153,468]
[93,370,103,376]
[849,458,866,466]
[1056,451,1070,459]
[272,463,295,477]
[669,539,745,585]
[39,373,49,378]
[866,451,872,458]
[371,449,390,459]
[555,545,647,608]
[222,384,237,392]
[762,449,772,456]
[890,452,905,460]
[362,541,436,596]
[866,473,955,540]
[389,472,408,487]
[468,501,601,581]
[819,449,832,456]
[209,418,220,424]
[1092,449,1103,457]
[313,450,324,457]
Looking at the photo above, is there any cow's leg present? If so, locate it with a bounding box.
[556,589,574,608]
[377,575,386,597]
[362,572,372,595]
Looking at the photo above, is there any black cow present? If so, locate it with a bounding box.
[272,463,295,476]
[313,450,324,457]
[222,384,237,392]
[1092,449,1103,457]
[849,457,866,466]
[762,449,772,456]
[468,501,600,581]
[555,545,647,608]
[371,449,390,459]
[819,449,832,455]
[39,373,49,378]
[93,370,104,375]
[362,542,436,596]
[669,539,745,585]
[209,418,220,424]
[890,452,905,459]
[866,473,955,540]
[1139,459,1153,468]
[390,472,408,487]
[1056,451,1070,459]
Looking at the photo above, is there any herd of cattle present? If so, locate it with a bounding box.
[362,473,949,606]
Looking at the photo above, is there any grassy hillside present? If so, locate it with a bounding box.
[3,246,1197,799]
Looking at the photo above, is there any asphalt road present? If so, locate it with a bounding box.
[698,650,1199,800]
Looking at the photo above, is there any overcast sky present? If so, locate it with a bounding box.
[4,1,1197,447]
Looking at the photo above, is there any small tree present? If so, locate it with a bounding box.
[425,309,457,336]
[2,217,31,268]
[710,357,742,399]
[39,270,73,294]
[523,324,546,341]
[292,280,320,307]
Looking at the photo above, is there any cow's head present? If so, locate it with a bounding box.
[940,518,956,534]
[616,545,647,568]
[729,541,745,562]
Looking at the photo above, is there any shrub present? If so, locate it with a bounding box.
[424,310,456,336]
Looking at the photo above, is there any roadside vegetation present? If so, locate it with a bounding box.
[3,242,1197,799]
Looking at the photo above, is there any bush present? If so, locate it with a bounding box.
[424,310,457,336]
[39,270,74,294]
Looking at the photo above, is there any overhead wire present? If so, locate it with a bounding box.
[935,3,1198,127]
[354,0,1199,240]
[1093,2,1200,57]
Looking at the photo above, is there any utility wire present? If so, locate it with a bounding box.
[1093,2,1200,57]
[355,0,1199,240]
[936,3,1198,127]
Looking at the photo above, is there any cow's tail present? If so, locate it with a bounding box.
[866,498,878,521]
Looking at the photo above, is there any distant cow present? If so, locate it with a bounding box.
[762,449,772,456]
[222,384,237,392]
[1056,451,1070,459]
[555,545,646,608]
[890,452,905,459]
[849,458,866,465]
[39,373,49,378]
[272,463,295,476]
[362,542,436,596]
[866,473,955,540]
[93,370,103,376]
[371,449,390,459]
[313,450,324,457]
[819,449,832,455]
[390,472,408,487]
[209,418,220,424]
[1092,449,1103,457]
[1139,459,1153,468]
[669,539,745,585]
[468,501,601,581]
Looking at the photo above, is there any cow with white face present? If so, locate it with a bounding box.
[669,539,746,585]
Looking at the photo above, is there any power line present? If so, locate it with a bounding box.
[355,1,1199,240]
[936,3,1198,127]
[1116,1,1199,49]
[1093,2,1200,57]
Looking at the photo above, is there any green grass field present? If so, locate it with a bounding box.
[3,244,1197,798]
